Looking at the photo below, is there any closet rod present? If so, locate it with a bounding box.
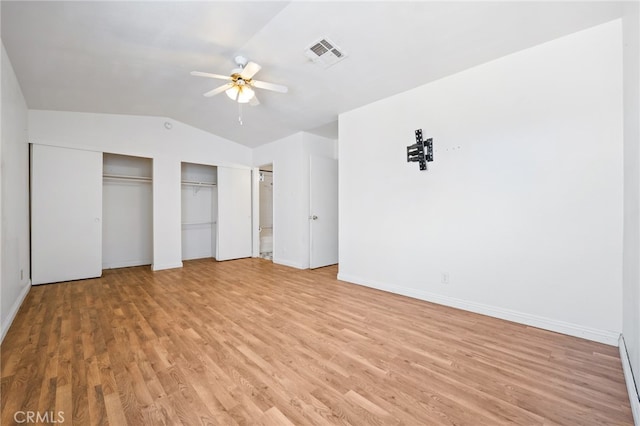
[103,174,152,182]
[181,180,217,187]
[181,221,216,226]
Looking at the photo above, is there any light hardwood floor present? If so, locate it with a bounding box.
[1,258,633,425]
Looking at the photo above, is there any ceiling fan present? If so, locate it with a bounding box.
[191,56,288,106]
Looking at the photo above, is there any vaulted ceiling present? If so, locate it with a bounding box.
[1,1,624,148]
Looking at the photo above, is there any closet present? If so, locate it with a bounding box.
[102,153,153,268]
[31,144,254,285]
[181,162,217,260]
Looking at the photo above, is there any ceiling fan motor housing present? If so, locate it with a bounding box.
[234,55,248,68]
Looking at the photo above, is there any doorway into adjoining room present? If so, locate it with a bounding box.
[258,164,273,260]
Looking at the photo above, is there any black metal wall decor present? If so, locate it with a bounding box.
[407,129,433,171]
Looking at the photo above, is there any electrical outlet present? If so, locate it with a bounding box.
[441,273,449,284]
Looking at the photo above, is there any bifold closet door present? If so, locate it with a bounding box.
[31,144,103,285]
[216,166,252,261]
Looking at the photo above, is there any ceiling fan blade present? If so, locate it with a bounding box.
[203,82,234,97]
[240,61,261,79]
[252,80,288,93]
[191,71,232,80]
[249,94,260,106]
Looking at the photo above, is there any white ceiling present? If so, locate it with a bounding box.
[1,1,624,148]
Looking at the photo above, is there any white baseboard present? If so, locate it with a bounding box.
[337,273,620,346]
[103,259,152,269]
[273,257,307,269]
[620,335,640,425]
[151,261,183,271]
[179,255,214,262]
[1,282,31,343]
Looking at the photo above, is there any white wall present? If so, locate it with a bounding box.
[253,131,337,269]
[1,42,30,340]
[1,20,3,343]
[28,110,252,271]
[339,20,623,345]
[622,0,640,404]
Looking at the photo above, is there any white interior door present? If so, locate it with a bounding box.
[31,144,103,284]
[309,156,338,269]
[216,166,252,261]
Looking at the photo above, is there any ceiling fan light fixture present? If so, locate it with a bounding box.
[238,86,255,103]
[192,56,285,106]
[225,85,239,101]
[225,85,254,103]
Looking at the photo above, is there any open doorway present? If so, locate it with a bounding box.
[258,164,273,260]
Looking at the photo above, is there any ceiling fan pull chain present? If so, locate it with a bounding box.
[238,102,243,125]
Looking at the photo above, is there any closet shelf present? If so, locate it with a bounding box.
[103,173,152,182]
[181,180,216,187]
[181,221,216,226]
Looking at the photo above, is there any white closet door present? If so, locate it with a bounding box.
[31,145,103,285]
[216,167,252,261]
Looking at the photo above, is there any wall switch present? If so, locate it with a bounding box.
[441,273,449,284]
[20,269,23,280]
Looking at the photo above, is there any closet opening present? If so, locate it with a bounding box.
[258,164,273,260]
[181,162,218,261]
[102,153,153,269]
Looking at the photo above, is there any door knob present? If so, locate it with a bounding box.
[309,215,318,220]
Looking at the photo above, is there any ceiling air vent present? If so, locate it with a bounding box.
[304,38,347,68]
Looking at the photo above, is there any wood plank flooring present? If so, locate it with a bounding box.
[1,258,633,425]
